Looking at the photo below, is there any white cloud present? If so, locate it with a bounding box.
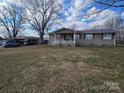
[64,8,119,30]
[0,0,21,8]
[64,11,69,16]
[0,1,6,7]
[87,7,97,15]
[121,12,124,17]
[61,0,93,30]
[88,9,118,28]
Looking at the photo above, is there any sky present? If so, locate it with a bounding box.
[57,0,123,30]
[0,0,124,37]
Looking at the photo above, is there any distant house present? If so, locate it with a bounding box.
[49,28,117,46]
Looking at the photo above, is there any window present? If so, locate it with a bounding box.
[103,34,112,40]
[66,35,72,40]
[85,34,93,39]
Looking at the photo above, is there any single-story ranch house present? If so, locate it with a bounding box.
[49,28,117,46]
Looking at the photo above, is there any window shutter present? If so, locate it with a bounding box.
[112,33,114,39]
[64,34,66,40]
[101,34,103,39]
[80,34,81,39]
[84,34,86,39]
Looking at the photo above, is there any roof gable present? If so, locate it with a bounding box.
[49,28,74,34]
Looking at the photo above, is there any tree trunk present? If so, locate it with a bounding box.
[40,35,44,44]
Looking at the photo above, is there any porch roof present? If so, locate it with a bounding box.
[49,28,74,34]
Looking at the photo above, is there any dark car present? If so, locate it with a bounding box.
[2,39,22,48]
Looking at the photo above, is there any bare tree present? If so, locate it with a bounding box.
[24,0,62,43]
[93,0,124,8]
[0,2,26,39]
[92,0,124,14]
[103,16,123,30]
[85,0,124,20]
[91,24,104,29]
[103,16,124,40]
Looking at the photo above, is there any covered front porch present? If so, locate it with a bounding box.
[49,28,82,46]
[53,33,77,46]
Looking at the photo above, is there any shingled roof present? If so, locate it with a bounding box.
[77,29,117,33]
[49,28,117,34]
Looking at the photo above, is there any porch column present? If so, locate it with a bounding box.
[73,32,76,46]
[54,33,57,44]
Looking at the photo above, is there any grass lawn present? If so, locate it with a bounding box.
[0,45,124,93]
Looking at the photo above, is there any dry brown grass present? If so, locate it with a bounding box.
[10,62,120,93]
[0,45,123,93]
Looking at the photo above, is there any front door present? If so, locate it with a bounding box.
[63,34,73,41]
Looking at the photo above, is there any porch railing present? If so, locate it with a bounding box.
[54,40,74,46]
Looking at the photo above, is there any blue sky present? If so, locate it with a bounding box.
[0,0,124,37]
[56,0,124,30]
